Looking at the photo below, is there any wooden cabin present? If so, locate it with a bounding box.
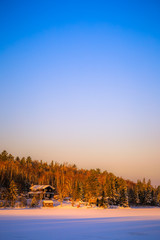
[43,200,53,207]
[28,185,55,200]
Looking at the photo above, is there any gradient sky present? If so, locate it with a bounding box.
[0,0,160,186]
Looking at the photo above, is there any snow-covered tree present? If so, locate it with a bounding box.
[134,185,140,205]
[107,176,117,205]
[8,180,18,207]
[30,196,39,208]
[145,180,152,205]
[119,184,128,207]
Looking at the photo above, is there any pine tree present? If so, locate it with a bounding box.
[79,182,84,201]
[151,189,157,206]
[99,190,105,207]
[0,150,8,162]
[145,180,152,205]
[8,180,18,207]
[134,185,140,205]
[30,196,39,208]
[157,192,160,206]
[156,186,160,206]
[119,184,128,207]
[108,177,117,205]
[137,179,146,205]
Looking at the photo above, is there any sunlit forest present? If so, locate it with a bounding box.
[0,150,160,207]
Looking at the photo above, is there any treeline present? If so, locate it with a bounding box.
[0,150,160,207]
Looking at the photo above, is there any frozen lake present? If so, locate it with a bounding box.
[0,207,160,240]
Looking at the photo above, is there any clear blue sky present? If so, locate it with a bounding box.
[0,0,160,185]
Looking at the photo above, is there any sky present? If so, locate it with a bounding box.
[0,0,160,186]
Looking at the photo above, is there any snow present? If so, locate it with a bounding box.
[0,206,160,240]
[43,200,53,204]
[30,185,55,191]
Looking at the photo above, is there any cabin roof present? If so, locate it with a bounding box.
[30,185,55,191]
[43,200,53,203]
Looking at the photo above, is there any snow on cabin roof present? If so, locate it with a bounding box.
[30,185,55,191]
[43,200,53,203]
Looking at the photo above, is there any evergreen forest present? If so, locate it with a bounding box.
[0,150,160,207]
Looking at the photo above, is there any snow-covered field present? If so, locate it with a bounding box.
[0,206,160,240]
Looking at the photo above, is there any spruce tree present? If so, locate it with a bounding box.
[120,185,128,207]
[8,180,18,207]
[134,185,140,205]
[151,189,157,206]
[145,180,152,205]
[79,183,84,201]
[31,196,38,208]
[157,192,160,206]
[108,177,117,205]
